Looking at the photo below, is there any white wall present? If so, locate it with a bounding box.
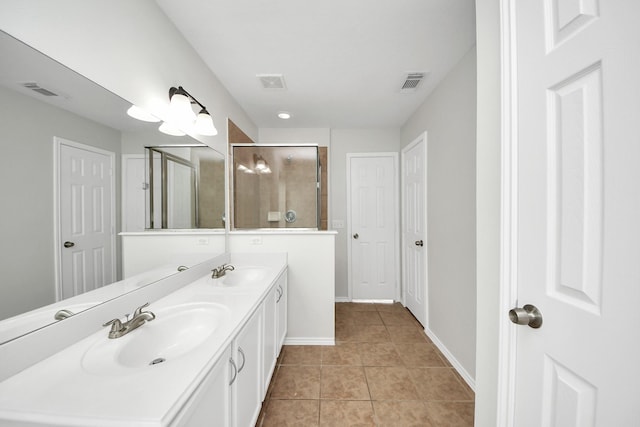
[259,128,331,146]
[400,47,477,382]
[0,0,258,153]
[0,86,122,320]
[330,129,401,298]
[229,232,336,344]
[474,0,503,424]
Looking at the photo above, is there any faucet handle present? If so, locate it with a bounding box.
[133,302,151,317]
[102,318,123,332]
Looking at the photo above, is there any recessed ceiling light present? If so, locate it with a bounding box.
[278,112,291,119]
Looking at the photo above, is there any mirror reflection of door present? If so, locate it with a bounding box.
[56,137,115,300]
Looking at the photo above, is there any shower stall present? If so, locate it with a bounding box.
[145,145,225,229]
[231,145,322,230]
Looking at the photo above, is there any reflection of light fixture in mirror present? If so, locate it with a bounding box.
[158,121,186,136]
[277,111,291,119]
[127,105,161,122]
[253,154,271,174]
[159,86,218,136]
[237,155,272,174]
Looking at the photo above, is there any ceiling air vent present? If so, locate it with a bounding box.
[400,72,428,93]
[21,82,59,97]
[257,74,286,90]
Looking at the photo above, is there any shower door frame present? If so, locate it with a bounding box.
[146,146,200,229]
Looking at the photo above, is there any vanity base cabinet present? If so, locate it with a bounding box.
[232,308,262,427]
[172,345,232,427]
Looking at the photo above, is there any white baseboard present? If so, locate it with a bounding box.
[284,337,335,346]
[424,327,476,391]
[335,296,350,303]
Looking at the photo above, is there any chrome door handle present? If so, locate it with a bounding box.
[63,241,75,248]
[509,304,543,329]
[353,233,359,239]
[415,240,423,247]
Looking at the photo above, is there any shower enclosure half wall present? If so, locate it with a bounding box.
[231,144,323,230]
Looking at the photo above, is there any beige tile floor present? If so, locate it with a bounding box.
[256,302,474,426]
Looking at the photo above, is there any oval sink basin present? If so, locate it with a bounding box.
[82,302,229,375]
[219,266,268,286]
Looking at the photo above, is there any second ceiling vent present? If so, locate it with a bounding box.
[257,74,287,90]
[400,72,428,93]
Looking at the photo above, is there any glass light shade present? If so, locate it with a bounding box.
[255,158,267,170]
[168,91,196,125]
[277,111,291,119]
[194,110,218,136]
[127,105,161,122]
[158,121,186,136]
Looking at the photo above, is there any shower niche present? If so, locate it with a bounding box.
[231,145,323,230]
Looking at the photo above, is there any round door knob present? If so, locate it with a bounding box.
[353,233,359,239]
[415,240,424,247]
[509,304,543,329]
[63,241,75,248]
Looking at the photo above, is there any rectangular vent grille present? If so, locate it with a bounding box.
[400,72,427,93]
[257,74,286,90]
[22,82,58,97]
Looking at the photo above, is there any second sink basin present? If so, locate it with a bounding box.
[82,302,230,375]
[218,266,268,286]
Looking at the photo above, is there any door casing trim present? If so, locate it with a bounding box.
[497,0,519,425]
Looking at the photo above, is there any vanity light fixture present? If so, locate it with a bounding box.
[159,86,218,136]
[126,105,161,122]
[277,111,291,120]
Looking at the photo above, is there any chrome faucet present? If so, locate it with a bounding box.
[211,264,235,279]
[103,302,156,339]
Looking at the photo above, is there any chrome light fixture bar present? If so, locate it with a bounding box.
[160,86,218,136]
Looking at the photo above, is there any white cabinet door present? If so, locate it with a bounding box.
[275,273,287,351]
[262,283,278,400]
[233,309,263,427]
[172,345,232,427]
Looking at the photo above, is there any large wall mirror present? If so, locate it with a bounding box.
[0,31,226,344]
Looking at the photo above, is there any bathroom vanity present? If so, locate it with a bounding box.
[0,253,287,427]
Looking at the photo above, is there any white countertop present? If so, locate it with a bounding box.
[0,255,287,426]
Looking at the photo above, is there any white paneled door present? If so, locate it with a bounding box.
[507,0,640,425]
[348,153,398,301]
[401,133,427,327]
[57,138,115,300]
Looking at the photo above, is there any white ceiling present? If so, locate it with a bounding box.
[155,0,476,129]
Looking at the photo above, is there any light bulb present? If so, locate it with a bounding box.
[168,89,196,126]
[194,109,218,136]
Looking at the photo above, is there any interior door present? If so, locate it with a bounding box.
[511,0,640,424]
[348,154,398,300]
[58,139,115,300]
[401,133,427,326]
